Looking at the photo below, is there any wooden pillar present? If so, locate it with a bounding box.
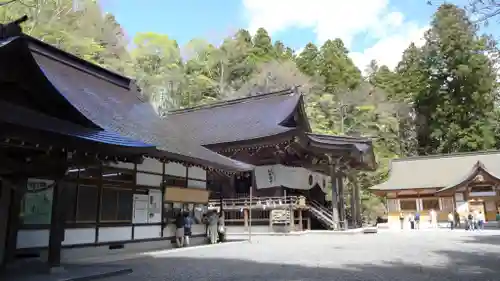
[350,185,356,227]
[160,162,165,237]
[0,180,11,268]
[48,180,65,268]
[329,160,340,229]
[244,209,249,228]
[338,174,347,230]
[2,178,25,265]
[289,209,295,231]
[298,209,303,231]
[307,214,311,230]
[268,210,273,231]
[354,179,361,228]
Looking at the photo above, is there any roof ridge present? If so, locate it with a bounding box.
[306,133,371,142]
[23,34,132,89]
[167,88,298,115]
[393,150,500,163]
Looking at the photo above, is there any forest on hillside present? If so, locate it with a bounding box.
[2,0,500,220]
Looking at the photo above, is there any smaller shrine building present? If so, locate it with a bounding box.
[370,151,500,229]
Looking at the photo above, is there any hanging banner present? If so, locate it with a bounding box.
[254,165,330,192]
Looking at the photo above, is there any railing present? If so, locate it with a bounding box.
[309,205,336,229]
[209,196,302,209]
[309,200,333,216]
[210,196,346,230]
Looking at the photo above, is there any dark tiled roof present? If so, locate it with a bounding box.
[307,133,372,150]
[165,89,301,145]
[0,100,154,150]
[4,36,252,172]
[306,133,376,169]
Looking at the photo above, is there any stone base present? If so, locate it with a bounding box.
[363,227,378,234]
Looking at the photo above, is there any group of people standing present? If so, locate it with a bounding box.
[202,210,225,244]
[399,209,500,231]
[399,209,440,230]
[174,210,225,248]
[461,210,486,231]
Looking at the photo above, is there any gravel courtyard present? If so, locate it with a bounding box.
[107,230,500,281]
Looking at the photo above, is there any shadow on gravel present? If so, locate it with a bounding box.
[105,248,500,281]
[461,232,500,247]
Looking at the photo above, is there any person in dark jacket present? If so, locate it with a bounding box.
[183,212,193,246]
[175,212,185,247]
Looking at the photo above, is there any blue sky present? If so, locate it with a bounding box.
[100,0,496,71]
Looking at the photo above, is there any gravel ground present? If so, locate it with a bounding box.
[106,229,500,281]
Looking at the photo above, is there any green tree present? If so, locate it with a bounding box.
[318,39,361,93]
[415,4,498,154]
[131,32,184,112]
[0,0,128,71]
[296,42,320,77]
[252,28,274,61]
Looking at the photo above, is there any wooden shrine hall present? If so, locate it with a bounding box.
[162,89,377,232]
[0,19,252,270]
[371,151,500,229]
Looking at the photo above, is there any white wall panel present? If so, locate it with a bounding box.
[188,179,206,189]
[134,225,162,240]
[17,229,50,249]
[108,161,134,170]
[137,173,162,187]
[188,167,206,180]
[163,224,176,237]
[192,224,206,235]
[63,228,96,246]
[98,227,132,243]
[137,158,163,173]
[165,163,186,177]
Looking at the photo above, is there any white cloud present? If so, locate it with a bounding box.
[350,24,428,73]
[242,0,428,72]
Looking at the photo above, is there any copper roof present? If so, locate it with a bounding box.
[166,89,302,145]
[0,100,155,154]
[2,35,252,172]
[370,150,500,191]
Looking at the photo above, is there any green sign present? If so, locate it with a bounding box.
[20,179,54,225]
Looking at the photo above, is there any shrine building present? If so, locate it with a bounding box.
[370,151,500,229]
[163,89,376,232]
[0,21,251,270]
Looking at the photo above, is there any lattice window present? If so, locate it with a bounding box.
[400,199,417,211]
[387,199,399,212]
[422,198,439,211]
[440,197,453,211]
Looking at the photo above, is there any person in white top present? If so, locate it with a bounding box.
[447,212,455,230]
[430,209,438,228]
[477,211,485,230]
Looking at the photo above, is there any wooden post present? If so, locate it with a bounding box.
[249,170,254,242]
[3,178,25,265]
[269,210,273,231]
[350,185,356,228]
[298,209,303,231]
[354,181,361,227]
[160,162,165,237]
[48,180,65,268]
[289,209,295,231]
[244,209,248,228]
[307,215,311,230]
[328,156,340,230]
[338,174,347,230]
[0,179,11,268]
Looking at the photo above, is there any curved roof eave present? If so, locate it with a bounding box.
[436,161,500,193]
[3,34,252,172]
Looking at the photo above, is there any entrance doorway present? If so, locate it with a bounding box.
[469,200,486,216]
